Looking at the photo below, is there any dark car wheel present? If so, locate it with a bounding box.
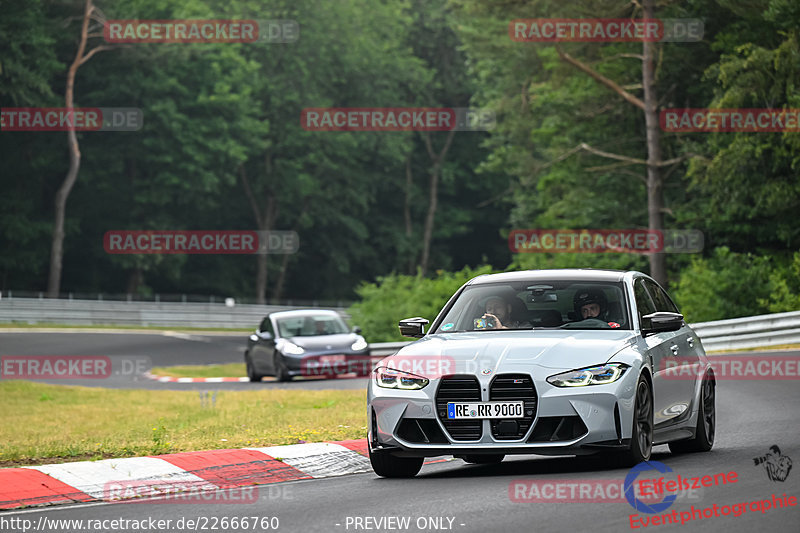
[669,371,715,454]
[274,354,292,382]
[245,353,262,382]
[462,454,505,465]
[616,375,653,466]
[369,447,424,478]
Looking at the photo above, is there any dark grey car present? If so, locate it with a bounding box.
[245,309,371,382]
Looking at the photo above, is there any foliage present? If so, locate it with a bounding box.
[348,265,496,342]
[671,247,776,322]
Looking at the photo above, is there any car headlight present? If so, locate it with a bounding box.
[547,363,629,387]
[351,337,368,351]
[281,341,304,355]
[374,366,429,390]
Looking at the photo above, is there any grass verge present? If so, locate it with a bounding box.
[150,364,246,378]
[706,343,800,354]
[0,381,366,467]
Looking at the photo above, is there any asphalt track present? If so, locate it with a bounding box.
[0,332,366,390]
[2,378,798,532]
[0,332,798,532]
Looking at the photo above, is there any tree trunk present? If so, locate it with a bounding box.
[642,0,667,286]
[419,130,455,276]
[403,154,416,274]
[240,163,277,304]
[47,0,95,297]
[272,199,308,300]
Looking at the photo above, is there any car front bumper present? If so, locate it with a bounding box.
[367,365,640,457]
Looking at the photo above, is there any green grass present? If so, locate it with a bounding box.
[151,363,246,378]
[707,343,800,354]
[0,381,366,467]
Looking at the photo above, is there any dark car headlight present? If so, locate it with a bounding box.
[374,366,429,390]
[547,363,629,387]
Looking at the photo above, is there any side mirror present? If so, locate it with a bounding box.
[399,317,429,338]
[257,331,273,341]
[352,326,362,334]
[641,312,683,336]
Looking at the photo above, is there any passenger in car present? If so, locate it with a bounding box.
[481,295,532,330]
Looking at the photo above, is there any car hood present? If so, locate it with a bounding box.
[286,333,358,350]
[391,330,638,373]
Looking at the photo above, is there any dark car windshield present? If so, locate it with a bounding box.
[433,280,631,332]
[276,314,350,337]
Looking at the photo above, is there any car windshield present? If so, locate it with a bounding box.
[276,314,349,337]
[433,280,631,332]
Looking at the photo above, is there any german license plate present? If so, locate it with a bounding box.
[319,355,345,363]
[447,401,524,419]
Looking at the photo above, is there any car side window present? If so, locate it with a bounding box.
[634,279,656,322]
[645,280,679,314]
[259,317,274,336]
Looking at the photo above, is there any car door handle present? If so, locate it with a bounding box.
[670,344,679,355]
[687,337,694,348]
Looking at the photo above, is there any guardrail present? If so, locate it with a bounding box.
[369,311,800,356]
[1,296,797,353]
[0,297,348,329]
[690,310,800,352]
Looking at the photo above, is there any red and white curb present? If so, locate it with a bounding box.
[0,439,378,510]
[144,371,250,383]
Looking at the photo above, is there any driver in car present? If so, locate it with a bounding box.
[573,288,620,328]
[481,296,531,330]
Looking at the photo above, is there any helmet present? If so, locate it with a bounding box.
[573,287,608,319]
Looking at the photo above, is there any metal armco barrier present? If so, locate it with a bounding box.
[690,310,800,352]
[0,297,348,329]
[0,296,797,353]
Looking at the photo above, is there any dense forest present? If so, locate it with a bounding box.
[1,0,798,324]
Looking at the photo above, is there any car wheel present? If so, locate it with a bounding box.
[669,371,715,454]
[369,447,424,478]
[617,375,653,466]
[462,454,505,464]
[274,354,292,382]
[245,354,262,382]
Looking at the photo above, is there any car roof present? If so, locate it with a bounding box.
[466,269,637,285]
[268,309,343,319]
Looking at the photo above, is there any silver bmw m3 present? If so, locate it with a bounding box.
[367,269,716,477]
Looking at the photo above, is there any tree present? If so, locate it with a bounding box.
[47,0,113,296]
